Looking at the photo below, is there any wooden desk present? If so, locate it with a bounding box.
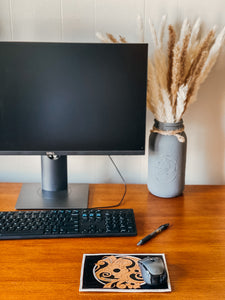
[0,183,225,299]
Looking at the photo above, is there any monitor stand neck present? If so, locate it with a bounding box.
[15,155,89,210]
[41,154,68,193]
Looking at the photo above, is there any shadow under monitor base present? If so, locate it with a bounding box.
[16,183,89,210]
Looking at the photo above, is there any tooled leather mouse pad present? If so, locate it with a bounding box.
[79,253,171,292]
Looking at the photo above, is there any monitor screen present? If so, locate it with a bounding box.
[0,42,147,155]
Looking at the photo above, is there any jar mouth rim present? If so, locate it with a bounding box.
[153,119,184,131]
[154,119,184,126]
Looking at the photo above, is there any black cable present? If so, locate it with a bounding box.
[91,155,127,209]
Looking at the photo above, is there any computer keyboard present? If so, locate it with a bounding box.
[0,208,137,240]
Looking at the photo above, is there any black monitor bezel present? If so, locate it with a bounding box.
[0,42,148,156]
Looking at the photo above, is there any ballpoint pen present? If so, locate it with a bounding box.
[137,223,170,246]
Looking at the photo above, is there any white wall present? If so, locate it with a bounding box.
[0,0,225,185]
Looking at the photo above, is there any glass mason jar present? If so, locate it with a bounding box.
[147,119,187,198]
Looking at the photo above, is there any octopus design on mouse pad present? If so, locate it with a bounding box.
[93,255,145,289]
[79,253,171,292]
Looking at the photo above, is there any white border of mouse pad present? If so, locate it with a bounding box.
[79,253,171,292]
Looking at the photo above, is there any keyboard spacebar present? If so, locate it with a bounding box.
[0,230,44,236]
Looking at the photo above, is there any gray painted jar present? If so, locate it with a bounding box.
[147,119,187,198]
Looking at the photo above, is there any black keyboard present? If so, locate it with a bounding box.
[0,208,137,240]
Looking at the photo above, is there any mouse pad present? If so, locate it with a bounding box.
[79,253,171,292]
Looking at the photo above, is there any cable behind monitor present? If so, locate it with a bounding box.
[91,155,127,209]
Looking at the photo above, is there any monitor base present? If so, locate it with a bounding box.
[16,183,89,210]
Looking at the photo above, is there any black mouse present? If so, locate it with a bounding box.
[138,256,167,286]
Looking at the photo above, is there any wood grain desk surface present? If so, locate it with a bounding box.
[0,183,225,300]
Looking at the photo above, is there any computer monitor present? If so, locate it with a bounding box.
[0,42,148,209]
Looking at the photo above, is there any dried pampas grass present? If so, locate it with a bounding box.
[147,17,225,122]
[96,16,225,123]
[96,31,127,43]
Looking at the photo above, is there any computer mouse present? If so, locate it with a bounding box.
[138,256,167,286]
